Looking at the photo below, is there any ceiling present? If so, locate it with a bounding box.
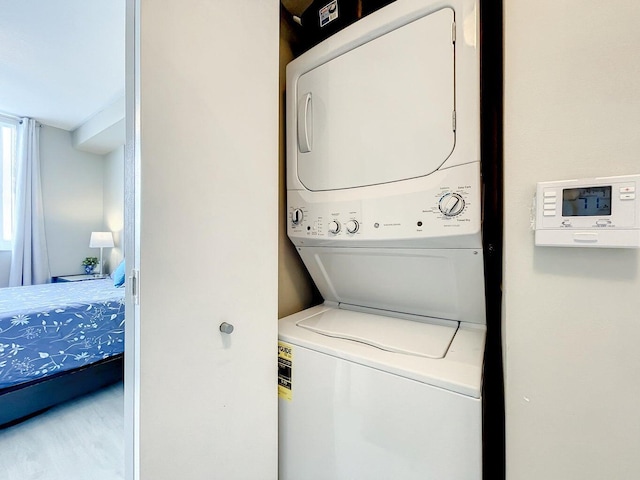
[0,1,314,134]
[0,0,125,131]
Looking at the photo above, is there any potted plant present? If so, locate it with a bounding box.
[82,257,99,274]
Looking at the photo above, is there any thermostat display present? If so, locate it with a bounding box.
[562,186,611,217]
[535,174,640,248]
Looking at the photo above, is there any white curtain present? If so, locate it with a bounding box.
[9,118,50,286]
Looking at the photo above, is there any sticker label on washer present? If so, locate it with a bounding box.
[278,341,293,401]
[319,1,339,28]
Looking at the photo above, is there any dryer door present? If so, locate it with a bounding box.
[296,7,455,191]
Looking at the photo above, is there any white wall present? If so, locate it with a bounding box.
[504,1,640,479]
[103,145,124,272]
[38,125,105,277]
[0,252,9,287]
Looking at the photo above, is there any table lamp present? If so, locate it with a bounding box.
[89,231,114,276]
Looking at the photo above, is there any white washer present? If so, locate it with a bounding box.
[280,0,484,478]
[279,305,485,479]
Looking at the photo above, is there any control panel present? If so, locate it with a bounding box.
[535,173,640,248]
[286,163,482,249]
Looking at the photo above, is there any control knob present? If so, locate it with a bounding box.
[291,208,303,226]
[328,220,341,234]
[346,220,359,234]
[439,193,466,217]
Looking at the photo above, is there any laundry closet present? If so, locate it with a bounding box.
[277,1,494,478]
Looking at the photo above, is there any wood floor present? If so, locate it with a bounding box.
[0,381,124,480]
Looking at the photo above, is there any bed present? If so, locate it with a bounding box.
[0,278,125,426]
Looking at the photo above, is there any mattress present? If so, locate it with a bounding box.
[0,279,125,389]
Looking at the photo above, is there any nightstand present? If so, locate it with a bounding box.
[53,274,108,283]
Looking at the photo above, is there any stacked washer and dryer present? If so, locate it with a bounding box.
[278,0,485,478]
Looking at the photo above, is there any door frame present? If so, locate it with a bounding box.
[123,0,140,478]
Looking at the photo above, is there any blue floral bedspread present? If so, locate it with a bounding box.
[0,279,125,389]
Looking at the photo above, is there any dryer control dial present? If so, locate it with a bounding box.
[439,193,466,217]
[346,220,359,234]
[328,220,341,234]
[291,208,304,226]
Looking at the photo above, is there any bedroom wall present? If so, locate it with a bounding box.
[503,1,640,478]
[40,125,105,277]
[0,125,105,286]
[103,145,124,272]
[0,126,123,287]
[278,10,320,318]
[0,253,9,287]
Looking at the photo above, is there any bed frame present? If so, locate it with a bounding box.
[0,354,124,428]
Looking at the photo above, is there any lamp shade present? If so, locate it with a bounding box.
[89,231,114,248]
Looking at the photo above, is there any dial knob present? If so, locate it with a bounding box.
[439,193,465,217]
[346,220,359,234]
[292,208,303,225]
[328,220,341,234]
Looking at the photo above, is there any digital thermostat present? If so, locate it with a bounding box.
[535,173,640,248]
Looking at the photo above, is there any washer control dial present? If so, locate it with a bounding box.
[346,220,359,234]
[328,220,341,234]
[439,193,466,217]
[291,208,303,226]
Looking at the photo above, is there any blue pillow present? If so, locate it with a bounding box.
[113,260,126,287]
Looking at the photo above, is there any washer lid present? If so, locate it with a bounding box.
[297,308,458,359]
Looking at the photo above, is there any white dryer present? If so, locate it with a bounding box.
[279,0,484,478]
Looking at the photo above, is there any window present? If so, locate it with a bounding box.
[0,118,17,251]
